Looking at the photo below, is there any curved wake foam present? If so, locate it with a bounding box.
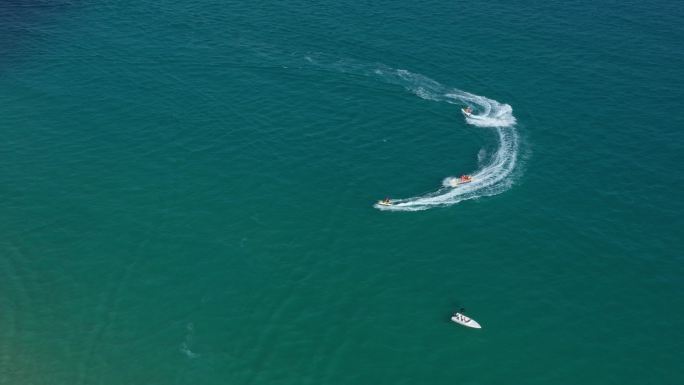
[383,124,518,211]
[305,57,520,211]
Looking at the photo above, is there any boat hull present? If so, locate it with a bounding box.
[451,313,482,329]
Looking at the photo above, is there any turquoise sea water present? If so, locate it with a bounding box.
[2,1,683,384]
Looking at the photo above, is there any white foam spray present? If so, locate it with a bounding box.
[180,322,199,359]
[305,57,520,211]
[477,148,488,167]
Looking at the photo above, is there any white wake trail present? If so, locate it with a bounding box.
[367,67,520,211]
[305,57,521,211]
[380,124,518,211]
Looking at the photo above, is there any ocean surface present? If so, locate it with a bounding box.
[1,1,683,384]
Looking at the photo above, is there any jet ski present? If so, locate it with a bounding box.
[461,107,474,118]
[451,312,481,329]
[449,176,473,187]
[377,199,393,206]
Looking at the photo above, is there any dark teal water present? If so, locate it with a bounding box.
[2,1,683,384]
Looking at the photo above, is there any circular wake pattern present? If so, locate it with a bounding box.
[363,67,519,211]
[304,57,520,211]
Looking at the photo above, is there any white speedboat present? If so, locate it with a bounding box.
[451,313,482,329]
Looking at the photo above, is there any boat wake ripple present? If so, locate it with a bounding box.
[306,57,520,211]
